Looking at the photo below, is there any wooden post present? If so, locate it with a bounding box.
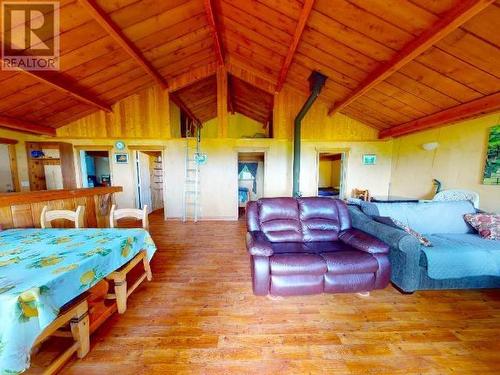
[114,276,128,314]
[217,65,228,138]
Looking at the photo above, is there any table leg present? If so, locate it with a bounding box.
[70,301,90,358]
[114,278,128,314]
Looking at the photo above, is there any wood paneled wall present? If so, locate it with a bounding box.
[56,86,171,139]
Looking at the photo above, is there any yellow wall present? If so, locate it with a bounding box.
[390,113,500,213]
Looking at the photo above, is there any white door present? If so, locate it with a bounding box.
[137,152,153,213]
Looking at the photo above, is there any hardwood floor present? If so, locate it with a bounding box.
[57,211,499,374]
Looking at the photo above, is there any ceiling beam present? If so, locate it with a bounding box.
[0,60,113,113]
[204,0,224,66]
[328,0,494,116]
[79,0,168,90]
[380,91,500,138]
[275,0,314,93]
[227,75,235,114]
[0,115,56,136]
[170,93,201,126]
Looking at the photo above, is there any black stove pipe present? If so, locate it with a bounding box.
[292,71,327,197]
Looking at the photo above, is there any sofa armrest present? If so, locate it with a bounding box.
[347,205,423,292]
[339,228,389,254]
[246,231,273,257]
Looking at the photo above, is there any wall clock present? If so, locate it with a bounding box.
[115,141,126,150]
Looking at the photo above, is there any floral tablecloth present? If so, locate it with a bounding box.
[0,228,157,374]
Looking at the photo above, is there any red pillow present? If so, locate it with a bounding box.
[463,213,500,240]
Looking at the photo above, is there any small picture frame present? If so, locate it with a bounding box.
[115,153,128,164]
[362,154,377,165]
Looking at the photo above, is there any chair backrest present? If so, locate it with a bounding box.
[352,188,370,201]
[433,189,480,209]
[109,204,149,230]
[41,206,85,228]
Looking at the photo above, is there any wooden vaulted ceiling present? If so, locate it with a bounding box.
[0,0,499,138]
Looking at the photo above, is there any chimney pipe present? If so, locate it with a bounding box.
[292,71,327,197]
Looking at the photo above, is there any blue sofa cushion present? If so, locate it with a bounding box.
[420,233,500,279]
[360,200,476,234]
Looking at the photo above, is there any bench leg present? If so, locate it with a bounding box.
[115,278,128,314]
[70,302,90,358]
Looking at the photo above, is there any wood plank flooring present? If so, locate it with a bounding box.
[56,211,499,374]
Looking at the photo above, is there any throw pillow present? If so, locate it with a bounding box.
[463,213,500,240]
[373,216,433,247]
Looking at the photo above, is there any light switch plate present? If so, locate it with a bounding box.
[21,181,29,187]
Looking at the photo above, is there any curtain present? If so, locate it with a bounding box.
[238,162,258,193]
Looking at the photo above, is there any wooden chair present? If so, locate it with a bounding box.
[40,206,85,228]
[106,204,152,313]
[109,204,149,230]
[352,188,370,201]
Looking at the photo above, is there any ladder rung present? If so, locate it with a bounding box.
[186,168,197,172]
[185,180,199,183]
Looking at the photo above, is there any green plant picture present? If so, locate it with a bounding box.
[483,125,500,185]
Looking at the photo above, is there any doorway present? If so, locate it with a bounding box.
[317,152,345,199]
[0,140,18,192]
[80,150,111,188]
[237,152,265,218]
[134,151,164,215]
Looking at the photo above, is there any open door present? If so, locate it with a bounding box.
[136,151,153,213]
[317,152,345,199]
[237,152,265,218]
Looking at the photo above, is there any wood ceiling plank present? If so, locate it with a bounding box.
[222,18,289,56]
[436,28,500,78]
[385,72,461,108]
[2,90,70,118]
[340,108,388,130]
[275,0,314,92]
[225,0,297,35]
[353,96,413,124]
[167,63,217,93]
[416,46,500,94]
[348,0,439,36]
[219,0,293,46]
[1,65,113,112]
[256,0,303,20]
[380,91,500,138]
[226,61,276,94]
[375,81,442,114]
[308,10,394,63]
[300,28,378,72]
[462,3,500,47]
[79,0,167,89]
[223,46,280,78]
[133,14,207,52]
[399,61,483,103]
[223,34,283,69]
[144,28,211,60]
[315,0,415,51]
[365,88,428,119]
[156,49,216,77]
[328,0,495,115]
[0,115,56,136]
[151,40,214,70]
[346,101,398,126]
[204,0,224,65]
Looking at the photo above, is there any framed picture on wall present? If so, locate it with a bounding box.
[483,125,500,185]
[115,153,128,164]
[362,154,377,165]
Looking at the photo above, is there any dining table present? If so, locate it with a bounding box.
[0,227,156,374]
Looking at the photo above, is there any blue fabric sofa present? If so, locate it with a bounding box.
[348,200,500,293]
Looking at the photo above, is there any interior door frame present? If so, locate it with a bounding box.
[234,146,269,220]
[74,145,113,188]
[315,147,350,199]
[0,137,20,192]
[128,146,167,219]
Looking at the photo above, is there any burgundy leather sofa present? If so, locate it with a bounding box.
[246,197,390,296]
